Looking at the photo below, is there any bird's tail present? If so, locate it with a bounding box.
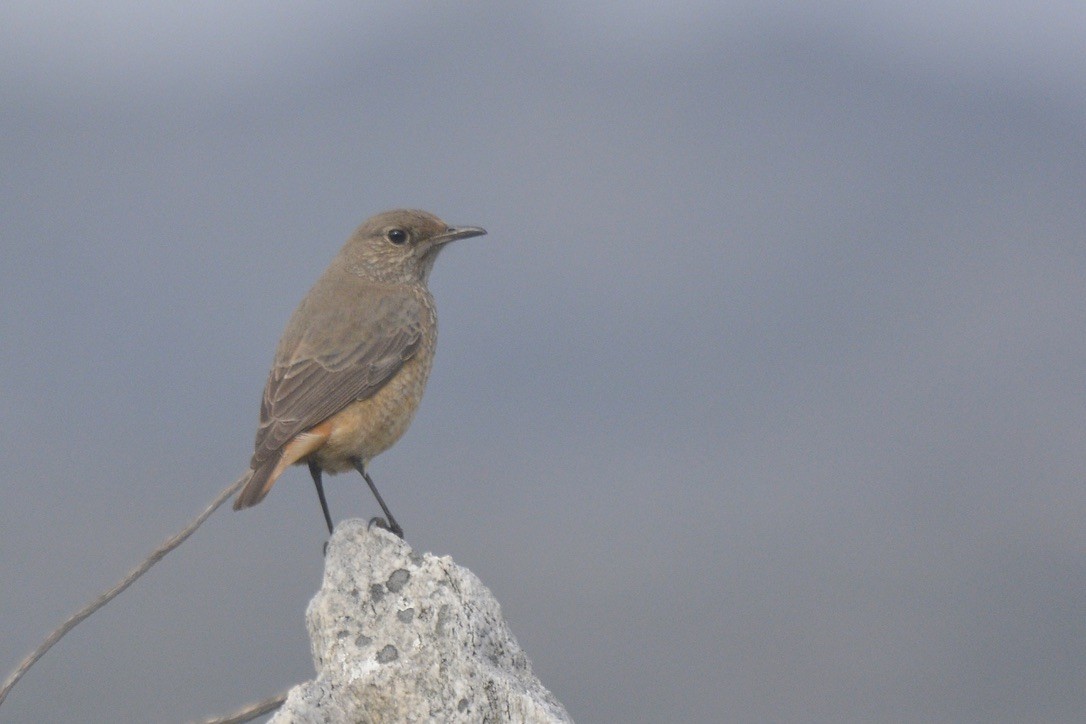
[232,426,332,511]
[232,459,278,510]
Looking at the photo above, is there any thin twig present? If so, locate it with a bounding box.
[198,691,289,724]
[0,474,249,708]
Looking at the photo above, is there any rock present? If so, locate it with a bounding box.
[270,520,572,723]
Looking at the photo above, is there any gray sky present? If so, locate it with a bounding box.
[2,3,1084,722]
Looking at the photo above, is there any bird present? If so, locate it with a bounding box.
[232,209,486,538]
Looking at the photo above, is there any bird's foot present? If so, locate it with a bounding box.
[368,516,405,539]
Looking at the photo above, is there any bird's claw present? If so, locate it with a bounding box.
[368,516,405,539]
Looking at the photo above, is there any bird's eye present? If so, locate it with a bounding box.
[387,228,407,244]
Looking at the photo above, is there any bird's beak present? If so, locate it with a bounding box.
[433,225,487,245]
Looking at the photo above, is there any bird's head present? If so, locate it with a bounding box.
[344,209,486,284]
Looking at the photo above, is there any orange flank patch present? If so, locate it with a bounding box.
[262,420,333,499]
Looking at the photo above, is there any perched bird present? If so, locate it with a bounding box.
[232,209,486,537]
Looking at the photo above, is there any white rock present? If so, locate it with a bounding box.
[270,520,572,723]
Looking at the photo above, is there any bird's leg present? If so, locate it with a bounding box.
[352,459,404,538]
[308,460,334,535]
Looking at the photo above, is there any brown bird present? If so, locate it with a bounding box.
[232,209,486,537]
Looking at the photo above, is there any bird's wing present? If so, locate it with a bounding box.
[249,282,426,469]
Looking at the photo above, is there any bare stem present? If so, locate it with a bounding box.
[0,474,249,708]
[197,691,289,724]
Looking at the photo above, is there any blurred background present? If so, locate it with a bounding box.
[2,3,1084,722]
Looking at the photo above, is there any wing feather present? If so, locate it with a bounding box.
[248,281,426,470]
